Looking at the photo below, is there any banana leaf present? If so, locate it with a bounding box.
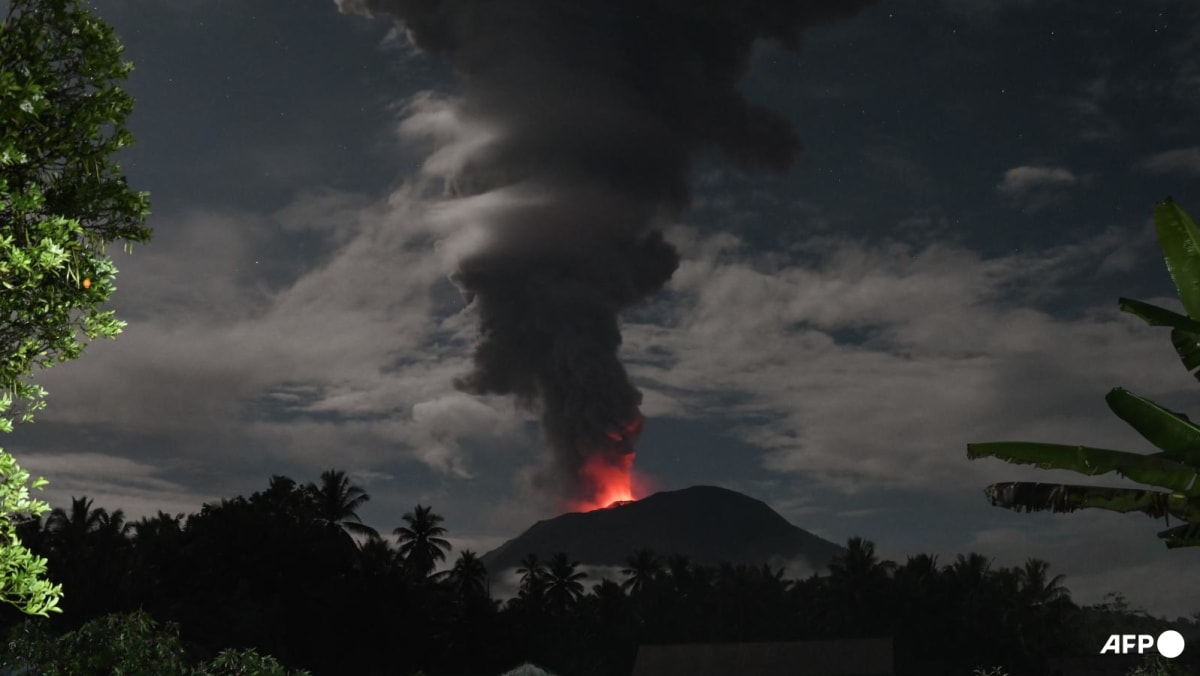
[1117,299,1200,379]
[1158,522,1200,548]
[1118,297,1200,331]
[968,442,1200,494]
[1171,327,1200,381]
[984,481,1200,522]
[1154,197,1200,320]
[1104,388,1200,464]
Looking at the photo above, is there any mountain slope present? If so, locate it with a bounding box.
[481,485,844,575]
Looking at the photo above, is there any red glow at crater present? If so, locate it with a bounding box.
[572,414,646,512]
[574,452,636,512]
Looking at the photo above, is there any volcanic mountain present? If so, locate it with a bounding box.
[481,485,845,576]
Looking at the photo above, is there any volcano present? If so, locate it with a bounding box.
[481,485,845,577]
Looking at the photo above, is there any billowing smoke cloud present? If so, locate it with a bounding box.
[335,0,880,503]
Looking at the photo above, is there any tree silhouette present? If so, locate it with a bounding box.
[357,535,400,578]
[544,552,587,615]
[516,553,546,597]
[446,550,489,601]
[2,478,1144,676]
[305,469,378,541]
[394,504,451,578]
[45,496,105,554]
[826,537,893,637]
[1019,558,1071,607]
[620,548,662,597]
[664,554,692,594]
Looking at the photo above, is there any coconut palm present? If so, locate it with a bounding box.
[827,536,893,586]
[516,553,546,597]
[826,537,894,636]
[664,554,694,597]
[45,496,106,555]
[394,504,452,577]
[620,548,662,596]
[1018,558,1070,607]
[132,511,184,542]
[358,535,400,577]
[544,552,587,614]
[446,550,489,600]
[306,469,379,540]
[95,508,132,538]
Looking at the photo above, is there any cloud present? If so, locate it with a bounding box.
[1136,146,1200,177]
[995,165,1081,213]
[621,221,1180,495]
[23,182,525,480]
[18,452,215,521]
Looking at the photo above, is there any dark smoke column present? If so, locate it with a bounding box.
[335,0,880,506]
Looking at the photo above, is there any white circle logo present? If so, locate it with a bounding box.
[1158,630,1185,659]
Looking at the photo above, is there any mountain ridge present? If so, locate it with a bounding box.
[481,485,845,575]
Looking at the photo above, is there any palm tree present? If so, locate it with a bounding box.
[893,553,942,619]
[131,511,184,607]
[45,496,105,555]
[44,497,132,616]
[132,511,184,541]
[306,469,379,540]
[394,504,451,577]
[948,552,992,591]
[1018,558,1070,607]
[446,550,489,600]
[94,508,132,540]
[545,552,587,614]
[826,537,894,636]
[621,548,662,596]
[516,553,546,597]
[255,475,314,522]
[829,537,893,579]
[358,535,400,577]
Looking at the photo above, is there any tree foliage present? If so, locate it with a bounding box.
[970,198,1200,547]
[1,609,311,675]
[0,0,151,617]
[3,469,1195,675]
[1,0,151,415]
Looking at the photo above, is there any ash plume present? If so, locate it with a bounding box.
[335,0,880,501]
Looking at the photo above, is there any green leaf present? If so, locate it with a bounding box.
[1154,197,1200,320]
[1105,388,1200,464]
[1118,297,1200,331]
[984,481,1200,521]
[1158,522,1200,548]
[968,442,1200,494]
[1167,327,1200,384]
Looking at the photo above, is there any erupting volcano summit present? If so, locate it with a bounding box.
[334,0,880,506]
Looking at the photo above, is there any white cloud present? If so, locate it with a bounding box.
[995,165,1083,213]
[19,453,215,522]
[622,222,1181,495]
[1136,146,1200,177]
[25,177,520,479]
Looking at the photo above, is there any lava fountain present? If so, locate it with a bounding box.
[572,414,645,512]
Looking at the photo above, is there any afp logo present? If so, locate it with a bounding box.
[1100,631,1185,658]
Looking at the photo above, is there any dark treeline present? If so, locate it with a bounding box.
[2,470,1198,676]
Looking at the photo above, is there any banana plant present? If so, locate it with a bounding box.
[969,198,1200,548]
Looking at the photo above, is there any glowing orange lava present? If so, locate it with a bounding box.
[573,452,636,512]
[572,414,647,512]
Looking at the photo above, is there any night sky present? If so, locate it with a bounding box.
[11,0,1200,617]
